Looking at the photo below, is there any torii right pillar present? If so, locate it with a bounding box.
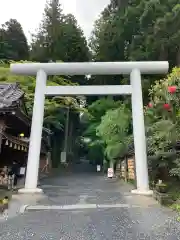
[130,68,153,195]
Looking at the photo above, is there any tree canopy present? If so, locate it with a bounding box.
[30,0,90,62]
[82,0,180,181]
[90,0,180,66]
[0,19,29,61]
[88,0,180,101]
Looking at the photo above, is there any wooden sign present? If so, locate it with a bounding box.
[107,168,114,178]
[127,158,135,179]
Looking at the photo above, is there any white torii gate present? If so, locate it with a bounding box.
[10,61,169,195]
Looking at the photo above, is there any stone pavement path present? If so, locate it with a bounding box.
[0,164,180,239]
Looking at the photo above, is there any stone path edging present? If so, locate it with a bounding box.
[21,203,146,213]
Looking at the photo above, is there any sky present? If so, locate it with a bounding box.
[0,0,110,42]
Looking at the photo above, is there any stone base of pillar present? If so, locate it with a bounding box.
[18,188,43,194]
[131,189,153,196]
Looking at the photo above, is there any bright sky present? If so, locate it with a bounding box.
[0,0,110,42]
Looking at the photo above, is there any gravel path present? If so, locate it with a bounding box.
[0,163,179,240]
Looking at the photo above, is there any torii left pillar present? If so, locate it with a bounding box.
[19,70,47,193]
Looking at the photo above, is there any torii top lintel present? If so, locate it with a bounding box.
[10,61,169,76]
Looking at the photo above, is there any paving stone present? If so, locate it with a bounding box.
[0,164,179,239]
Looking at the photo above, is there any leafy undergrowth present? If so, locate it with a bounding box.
[166,181,180,200]
[171,204,180,212]
[171,203,180,222]
[166,181,180,221]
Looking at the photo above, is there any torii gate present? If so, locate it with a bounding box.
[10,61,169,195]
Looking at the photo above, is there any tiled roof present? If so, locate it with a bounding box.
[0,83,23,108]
[0,83,51,152]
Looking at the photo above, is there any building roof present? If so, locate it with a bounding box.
[0,82,52,133]
[0,83,24,108]
[0,83,51,153]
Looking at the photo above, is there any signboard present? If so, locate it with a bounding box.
[20,167,26,175]
[107,168,114,178]
[127,159,135,180]
[97,165,101,172]
[61,152,66,163]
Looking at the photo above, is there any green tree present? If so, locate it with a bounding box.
[63,14,90,61]
[62,13,90,85]
[83,97,121,140]
[89,0,180,100]
[91,0,180,66]
[128,0,180,66]
[0,19,29,61]
[30,0,89,61]
[31,0,90,85]
[97,104,131,168]
[82,97,122,166]
[0,29,11,60]
[31,0,65,62]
